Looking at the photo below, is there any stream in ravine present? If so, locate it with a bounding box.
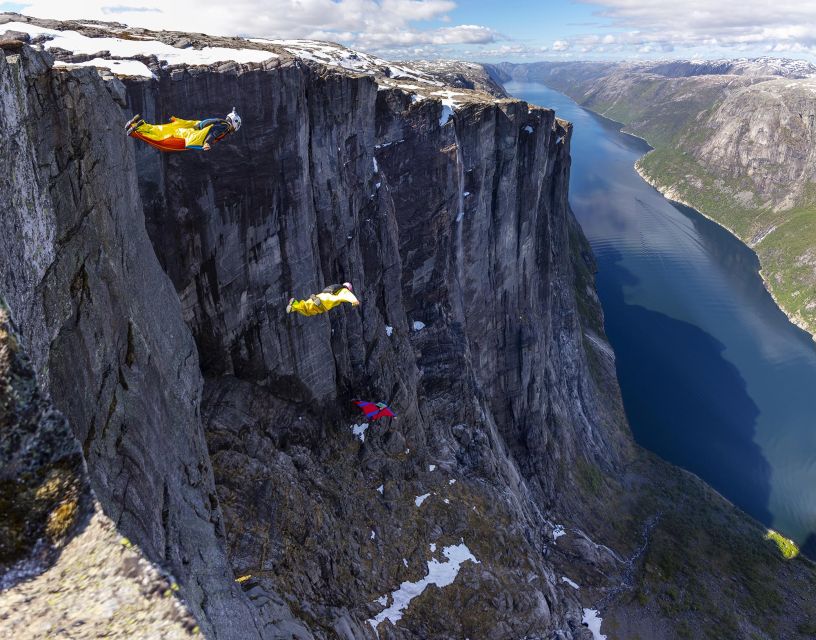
[507,81,816,556]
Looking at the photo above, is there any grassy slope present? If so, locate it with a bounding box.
[566,216,816,639]
[605,453,816,640]
[569,74,816,337]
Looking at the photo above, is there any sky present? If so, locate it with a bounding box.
[2,0,816,63]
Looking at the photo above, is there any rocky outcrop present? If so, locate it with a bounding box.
[396,59,508,96]
[0,44,290,639]
[0,299,201,639]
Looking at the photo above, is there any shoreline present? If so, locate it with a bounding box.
[511,79,815,341]
[511,80,816,558]
[633,154,816,342]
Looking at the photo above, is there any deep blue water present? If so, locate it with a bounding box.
[506,81,816,555]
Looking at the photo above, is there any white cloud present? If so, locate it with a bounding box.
[352,24,496,48]
[571,0,816,56]
[13,0,496,52]
[9,0,816,62]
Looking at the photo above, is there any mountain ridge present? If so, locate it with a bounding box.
[488,59,816,338]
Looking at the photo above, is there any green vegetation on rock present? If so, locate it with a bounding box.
[765,529,800,560]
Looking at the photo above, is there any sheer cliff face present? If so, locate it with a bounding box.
[126,60,626,637]
[1,24,626,640]
[0,47,281,639]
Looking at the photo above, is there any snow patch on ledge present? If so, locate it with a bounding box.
[53,57,154,78]
[414,493,431,507]
[367,543,479,633]
[433,90,465,126]
[552,524,566,541]
[582,609,607,640]
[561,576,580,589]
[351,423,369,442]
[412,320,426,331]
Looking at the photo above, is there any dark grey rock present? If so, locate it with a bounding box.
[0,46,290,639]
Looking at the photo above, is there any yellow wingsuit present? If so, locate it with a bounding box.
[287,284,360,317]
[130,117,217,152]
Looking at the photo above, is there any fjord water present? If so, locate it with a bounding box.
[506,81,816,555]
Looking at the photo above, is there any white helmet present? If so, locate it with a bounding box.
[226,107,241,131]
[343,281,353,292]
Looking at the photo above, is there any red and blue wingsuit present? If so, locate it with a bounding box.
[354,401,395,421]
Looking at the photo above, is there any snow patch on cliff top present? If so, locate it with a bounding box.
[4,21,275,75]
[367,543,479,633]
[53,57,154,78]
[433,90,466,126]
[249,38,439,85]
[251,38,382,73]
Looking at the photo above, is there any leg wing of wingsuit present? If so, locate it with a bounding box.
[287,286,360,316]
[129,117,210,152]
[354,401,380,419]
[130,120,187,151]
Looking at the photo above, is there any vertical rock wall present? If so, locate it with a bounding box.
[125,62,627,637]
[0,48,287,639]
[1,36,629,639]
